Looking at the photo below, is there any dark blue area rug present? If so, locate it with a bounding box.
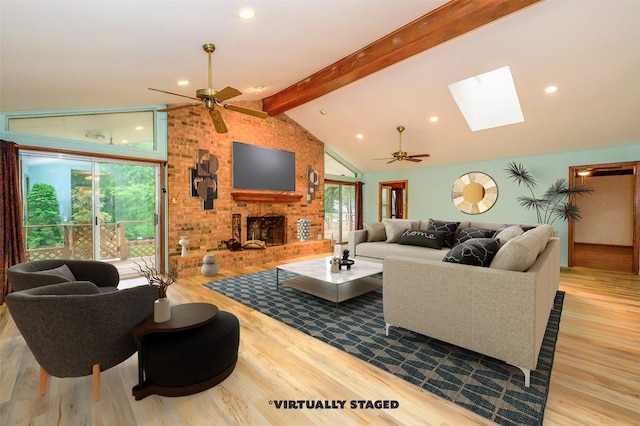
[203,270,564,425]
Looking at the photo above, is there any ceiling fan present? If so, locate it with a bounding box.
[373,126,430,163]
[149,43,268,133]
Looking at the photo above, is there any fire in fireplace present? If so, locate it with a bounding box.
[246,214,286,246]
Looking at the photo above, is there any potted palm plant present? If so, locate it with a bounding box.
[504,161,593,225]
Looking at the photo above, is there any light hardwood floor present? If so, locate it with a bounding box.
[1,255,638,425]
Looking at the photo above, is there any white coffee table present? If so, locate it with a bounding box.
[276,257,383,308]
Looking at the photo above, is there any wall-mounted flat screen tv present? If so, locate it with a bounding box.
[232,141,296,191]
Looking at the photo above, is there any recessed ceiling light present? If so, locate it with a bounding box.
[121,140,129,144]
[429,116,438,122]
[237,8,257,20]
[545,85,558,94]
[178,80,189,86]
[319,109,327,115]
[356,134,364,140]
[135,126,144,130]
[252,86,264,92]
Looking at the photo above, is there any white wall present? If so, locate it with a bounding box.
[575,174,634,246]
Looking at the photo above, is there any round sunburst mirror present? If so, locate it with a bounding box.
[452,172,498,214]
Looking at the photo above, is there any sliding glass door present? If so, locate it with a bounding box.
[324,181,355,244]
[21,152,160,277]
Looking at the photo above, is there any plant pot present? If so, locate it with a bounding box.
[154,298,171,323]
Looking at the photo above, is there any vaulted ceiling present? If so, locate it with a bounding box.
[1,0,638,173]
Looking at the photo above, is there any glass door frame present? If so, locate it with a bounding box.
[19,149,164,277]
[324,179,356,244]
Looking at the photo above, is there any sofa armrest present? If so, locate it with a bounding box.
[347,229,368,256]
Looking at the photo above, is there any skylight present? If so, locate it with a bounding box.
[448,66,524,131]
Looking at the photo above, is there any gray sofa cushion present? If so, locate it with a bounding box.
[364,222,386,242]
[525,224,553,255]
[490,232,541,271]
[494,225,524,246]
[356,241,448,262]
[382,219,418,243]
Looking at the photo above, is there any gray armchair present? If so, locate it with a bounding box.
[8,259,120,292]
[5,281,158,401]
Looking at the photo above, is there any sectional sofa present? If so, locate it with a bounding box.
[347,218,560,386]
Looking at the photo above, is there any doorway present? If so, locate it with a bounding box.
[568,161,639,274]
[20,152,161,277]
[379,180,408,221]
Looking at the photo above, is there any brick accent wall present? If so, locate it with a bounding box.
[167,100,328,276]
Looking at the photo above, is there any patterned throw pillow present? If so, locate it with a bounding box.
[427,218,460,248]
[398,229,448,249]
[453,227,496,247]
[443,238,500,267]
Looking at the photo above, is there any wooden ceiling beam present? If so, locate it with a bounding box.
[262,0,542,116]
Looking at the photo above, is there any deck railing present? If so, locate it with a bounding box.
[24,220,155,261]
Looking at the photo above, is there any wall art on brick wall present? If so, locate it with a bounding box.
[191,149,219,210]
[307,165,319,202]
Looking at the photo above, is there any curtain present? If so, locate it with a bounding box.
[355,181,364,230]
[1,141,25,303]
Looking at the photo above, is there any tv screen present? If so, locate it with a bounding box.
[232,141,296,191]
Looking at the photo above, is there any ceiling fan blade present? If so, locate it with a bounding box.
[223,103,268,119]
[209,109,228,133]
[157,103,201,112]
[214,86,242,101]
[408,153,430,158]
[386,159,398,164]
[406,158,423,162]
[148,88,201,101]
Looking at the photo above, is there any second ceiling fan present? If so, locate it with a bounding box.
[149,43,268,133]
[374,126,430,163]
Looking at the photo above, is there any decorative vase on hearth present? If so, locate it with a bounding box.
[297,219,311,242]
[179,236,189,257]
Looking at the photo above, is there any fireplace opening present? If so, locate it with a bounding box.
[246,214,286,246]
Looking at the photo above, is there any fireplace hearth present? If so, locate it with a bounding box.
[246,214,286,246]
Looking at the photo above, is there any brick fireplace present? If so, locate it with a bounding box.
[166,100,331,277]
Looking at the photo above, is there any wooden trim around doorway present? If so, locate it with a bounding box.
[568,161,639,274]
